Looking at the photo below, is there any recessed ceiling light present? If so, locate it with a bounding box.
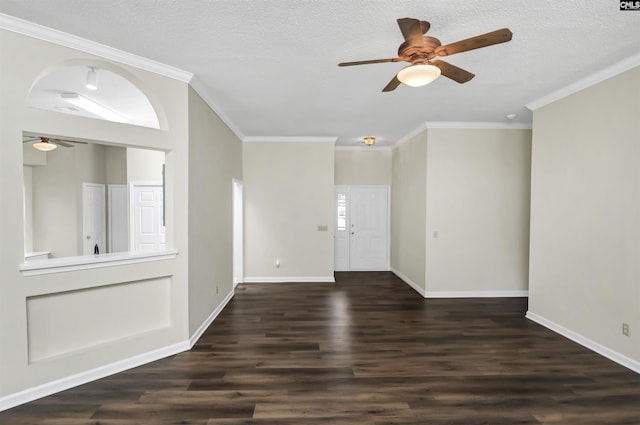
[506,113,517,120]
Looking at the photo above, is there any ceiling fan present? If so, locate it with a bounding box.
[23,136,87,152]
[338,18,513,92]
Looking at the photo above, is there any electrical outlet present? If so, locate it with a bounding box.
[622,323,630,336]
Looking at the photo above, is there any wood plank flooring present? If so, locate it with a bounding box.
[2,271,639,424]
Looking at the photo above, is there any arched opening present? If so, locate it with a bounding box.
[28,62,163,129]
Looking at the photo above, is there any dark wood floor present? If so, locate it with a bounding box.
[2,272,639,424]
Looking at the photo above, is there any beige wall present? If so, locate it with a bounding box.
[425,128,531,295]
[31,147,79,257]
[391,132,427,292]
[105,146,127,185]
[187,86,242,335]
[335,149,392,185]
[391,128,532,297]
[0,29,190,402]
[528,66,640,365]
[127,147,164,183]
[243,141,334,281]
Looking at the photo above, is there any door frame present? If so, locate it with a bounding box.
[232,178,244,287]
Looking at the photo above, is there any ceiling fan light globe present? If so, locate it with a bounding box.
[33,141,57,152]
[397,63,441,87]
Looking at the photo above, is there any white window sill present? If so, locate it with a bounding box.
[20,249,178,276]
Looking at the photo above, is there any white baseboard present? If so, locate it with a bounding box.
[0,340,190,412]
[390,269,527,299]
[425,290,529,298]
[189,288,235,347]
[526,311,640,374]
[391,268,426,297]
[243,276,335,283]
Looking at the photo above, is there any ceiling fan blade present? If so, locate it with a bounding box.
[382,75,402,92]
[431,60,475,83]
[420,21,431,34]
[51,138,87,147]
[435,28,513,57]
[397,18,423,47]
[338,58,402,67]
[22,138,40,143]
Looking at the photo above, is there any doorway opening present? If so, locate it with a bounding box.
[233,179,244,287]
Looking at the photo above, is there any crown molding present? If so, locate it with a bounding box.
[0,13,193,82]
[393,122,429,149]
[242,136,337,143]
[392,121,532,150]
[526,52,640,111]
[188,76,245,141]
[425,121,532,130]
[335,145,393,152]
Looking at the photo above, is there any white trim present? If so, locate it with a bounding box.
[189,288,235,347]
[334,145,393,152]
[425,290,529,298]
[425,121,532,130]
[394,122,428,148]
[391,268,426,297]
[189,75,245,141]
[20,249,178,276]
[526,52,640,111]
[0,13,193,82]
[0,340,189,412]
[526,311,640,375]
[243,276,335,283]
[242,136,337,143]
[393,121,533,150]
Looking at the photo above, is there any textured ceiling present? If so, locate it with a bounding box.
[1,0,639,147]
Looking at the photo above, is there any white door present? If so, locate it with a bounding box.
[108,184,128,253]
[334,186,389,271]
[233,179,244,287]
[131,184,165,251]
[82,183,106,255]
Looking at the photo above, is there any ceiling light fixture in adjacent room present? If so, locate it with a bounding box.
[85,67,98,90]
[32,138,58,152]
[397,62,441,87]
[61,93,129,123]
[362,137,376,146]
